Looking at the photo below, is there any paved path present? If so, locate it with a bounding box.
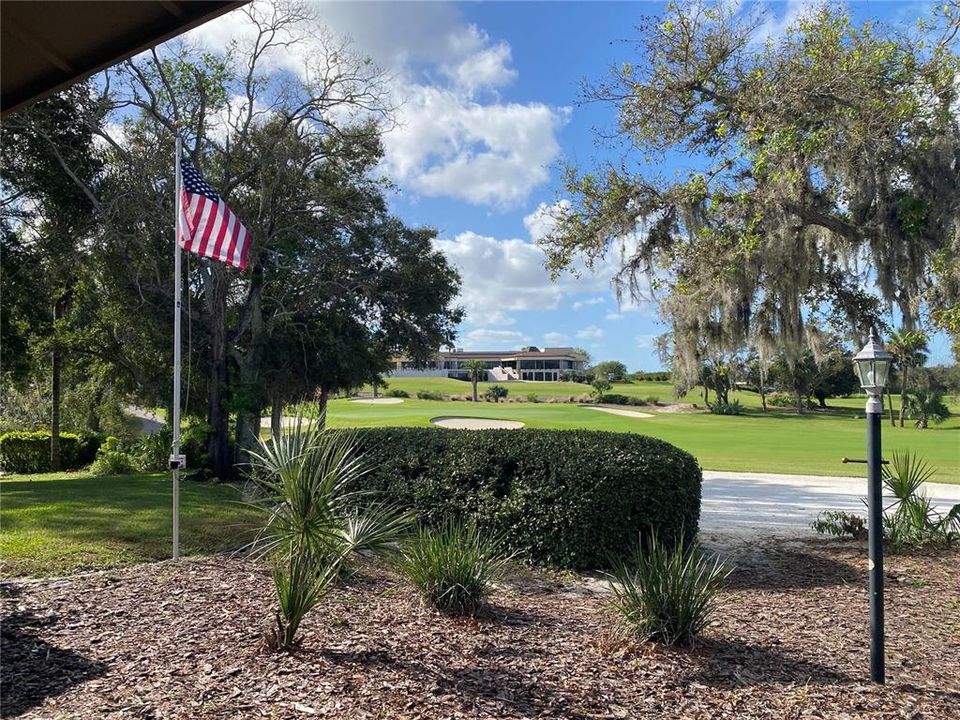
[700,470,960,537]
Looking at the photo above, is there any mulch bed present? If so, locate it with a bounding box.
[2,540,959,719]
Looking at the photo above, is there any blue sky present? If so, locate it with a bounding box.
[189,1,953,369]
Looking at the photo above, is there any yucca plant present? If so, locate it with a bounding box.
[397,518,508,615]
[608,533,731,646]
[247,414,410,649]
[883,450,936,506]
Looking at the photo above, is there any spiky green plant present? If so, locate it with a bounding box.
[397,518,508,615]
[247,414,410,649]
[608,533,731,646]
[883,450,936,506]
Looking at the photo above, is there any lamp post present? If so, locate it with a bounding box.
[852,329,893,685]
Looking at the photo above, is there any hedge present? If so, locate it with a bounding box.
[348,428,702,569]
[0,430,85,474]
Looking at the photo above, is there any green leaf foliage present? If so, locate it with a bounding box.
[0,430,82,473]
[347,428,702,569]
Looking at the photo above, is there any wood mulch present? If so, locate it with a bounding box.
[2,539,958,719]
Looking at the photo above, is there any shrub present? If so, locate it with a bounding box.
[248,419,410,649]
[596,393,634,405]
[526,393,540,403]
[75,431,103,466]
[811,511,867,539]
[0,430,82,473]
[767,393,816,410]
[90,436,137,476]
[812,452,958,550]
[385,389,410,398]
[349,428,702,568]
[484,385,508,402]
[709,400,742,416]
[416,390,445,401]
[397,519,508,615]
[132,426,173,471]
[608,532,731,646]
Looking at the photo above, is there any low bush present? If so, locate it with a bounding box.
[595,393,636,406]
[350,428,702,568]
[709,400,742,416]
[416,390,445,401]
[385,389,410,398]
[811,511,867,539]
[608,532,730,646]
[483,385,508,402]
[397,518,508,615]
[811,452,958,550]
[0,430,82,473]
[767,393,816,410]
[134,426,173,471]
[90,436,137,476]
[75,431,103,466]
[526,393,540,403]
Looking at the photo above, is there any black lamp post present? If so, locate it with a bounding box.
[852,330,893,685]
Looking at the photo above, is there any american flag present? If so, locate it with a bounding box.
[178,159,250,269]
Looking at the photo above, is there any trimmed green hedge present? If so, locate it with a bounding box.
[0,430,83,473]
[349,428,702,569]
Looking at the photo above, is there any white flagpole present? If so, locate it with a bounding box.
[172,135,183,561]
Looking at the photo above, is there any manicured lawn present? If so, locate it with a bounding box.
[0,472,259,577]
[326,397,960,483]
[369,376,683,402]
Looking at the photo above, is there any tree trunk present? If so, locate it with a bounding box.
[795,389,804,415]
[234,275,266,471]
[759,367,767,413]
[50,332,62,472]
[271,393,283,441]
[206,267,231,480]
[471,376,478,402]
[898,366,908,428]
[372,382,379,399]
[316,385,329,428]
[886,385,896,427]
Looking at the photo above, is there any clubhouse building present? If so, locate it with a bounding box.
[389,346,589,383]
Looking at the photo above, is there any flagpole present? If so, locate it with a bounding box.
[172,135,182,561]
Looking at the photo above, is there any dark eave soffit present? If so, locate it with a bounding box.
[1,1,248,117]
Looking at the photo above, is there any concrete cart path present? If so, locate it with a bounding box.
[700,470,960,537]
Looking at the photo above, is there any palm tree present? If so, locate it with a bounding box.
[247,415,409,648]
[463,359,488,402]
[904,390,950,429]
[887,329,928,427]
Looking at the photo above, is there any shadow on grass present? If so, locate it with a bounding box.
[0,610,107,717]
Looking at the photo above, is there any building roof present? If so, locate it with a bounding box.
[438,347,586,358]
[1,1,247,117]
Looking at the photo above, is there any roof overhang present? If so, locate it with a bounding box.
[1,1,248,117]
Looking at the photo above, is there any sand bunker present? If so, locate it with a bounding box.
[349,398,405,404]
[431,416,525,430]
[582,405,654,418]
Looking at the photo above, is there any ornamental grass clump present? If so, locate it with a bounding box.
[247,415,410,650]
[398,519,508,615]
[608,533,730,646]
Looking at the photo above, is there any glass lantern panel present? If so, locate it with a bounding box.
[873,359,891,388]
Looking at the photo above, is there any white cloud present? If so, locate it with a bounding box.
[385,87,568,207]
[543,332,569,345]
[462,328,530,348]
[576,325,605,341]
[478,310,516,327]
[182,1,568,209]
[573,296,606,310]
[441,26,517,94]
[523,200,570,241]
[432,231,610,323]
[751,0,810,45]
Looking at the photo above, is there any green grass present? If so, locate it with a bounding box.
[0,471,259,577]
[371,376,682,402]
[325,395,960,483]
